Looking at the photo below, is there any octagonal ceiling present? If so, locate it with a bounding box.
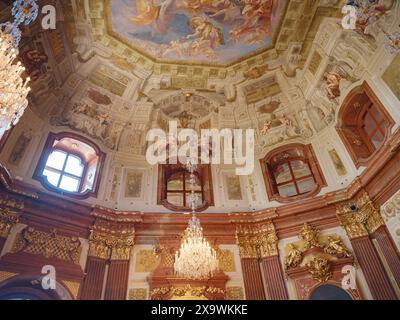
[107,0,287,65]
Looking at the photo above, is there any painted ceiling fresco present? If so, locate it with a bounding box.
[109,0,287,64]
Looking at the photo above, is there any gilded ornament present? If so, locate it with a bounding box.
[336,192,385,239]
[324,236,352,258]
[12,227,81,264]
[299,223,322,249]
[236,222,278,259]
[150,285,224,299]
[129,288,147,300]
[284,244,303,269]
[0,208,19,238]
[307,257,332,282]
[225,287,244,300]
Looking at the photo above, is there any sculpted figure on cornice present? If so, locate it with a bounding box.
[284,223,353,283]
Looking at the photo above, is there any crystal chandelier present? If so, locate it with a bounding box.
[174,157,219,280]
[0,1,38,131]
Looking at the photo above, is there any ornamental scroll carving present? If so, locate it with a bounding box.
[236,222,278,259]
[336,192,385,239]
[284,223,353,283]
[12,227,81,264]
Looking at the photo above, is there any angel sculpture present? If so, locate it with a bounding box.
[324,236,353,258]
[284,244,303,269]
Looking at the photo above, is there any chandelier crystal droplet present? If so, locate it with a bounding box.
[0,1,38,132]
[173,156,219,280]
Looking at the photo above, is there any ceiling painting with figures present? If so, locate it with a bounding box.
[108,0,287,64]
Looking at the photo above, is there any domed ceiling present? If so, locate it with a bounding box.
[107,0,287,65]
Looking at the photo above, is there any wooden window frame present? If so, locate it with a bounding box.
[157,163,214,212]
[33,132,105,199]
[337,81,394,168]
[260,143,327,203]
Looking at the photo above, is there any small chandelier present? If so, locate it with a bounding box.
[0,0,38,131]
[174,157,219,280]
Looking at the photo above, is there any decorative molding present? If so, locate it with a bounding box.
[151,285,225,300]
[12,227,82,264]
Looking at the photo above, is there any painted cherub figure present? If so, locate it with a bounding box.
[324,71,342,100]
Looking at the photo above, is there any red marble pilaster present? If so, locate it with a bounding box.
[372,226,400,290]
[241,258,266,300]
[351,236,397,300]
[104,260,130,300]
[80,257,107,300]
[261,256,289,300]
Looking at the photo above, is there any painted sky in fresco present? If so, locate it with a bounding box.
[109,0,287,64]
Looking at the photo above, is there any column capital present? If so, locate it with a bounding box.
[88,210,136,261]
[336,192,385,239]
[236,221,278,259]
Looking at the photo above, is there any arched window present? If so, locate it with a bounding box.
[158,164,213,212]
[34,132,105,199]
[337,82,394,168]
[260,144,326,202]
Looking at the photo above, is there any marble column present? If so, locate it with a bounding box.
[236,222,288,300]
[372,226,400,290]
[80,257,107,300]
[337,193,398,300]
[241,258,266,300]
[351,236,397,299]
[261,256,289,300]
[104,247,132,300]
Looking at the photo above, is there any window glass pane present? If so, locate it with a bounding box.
[167,193,184,206]
[46,150,67,170]
[371,130,384,149]
[64,155,84,177]
[297,177,316,194]
[59,175,80,193]
[278,183,297,197]
[363,112,376,136]
[43,169,61,187]
[291,160,312,179]
[369,104,382,121]
[274,163,292,184]
[167,174,183,190]
[185,174,202,191]
[186,192,203,208]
